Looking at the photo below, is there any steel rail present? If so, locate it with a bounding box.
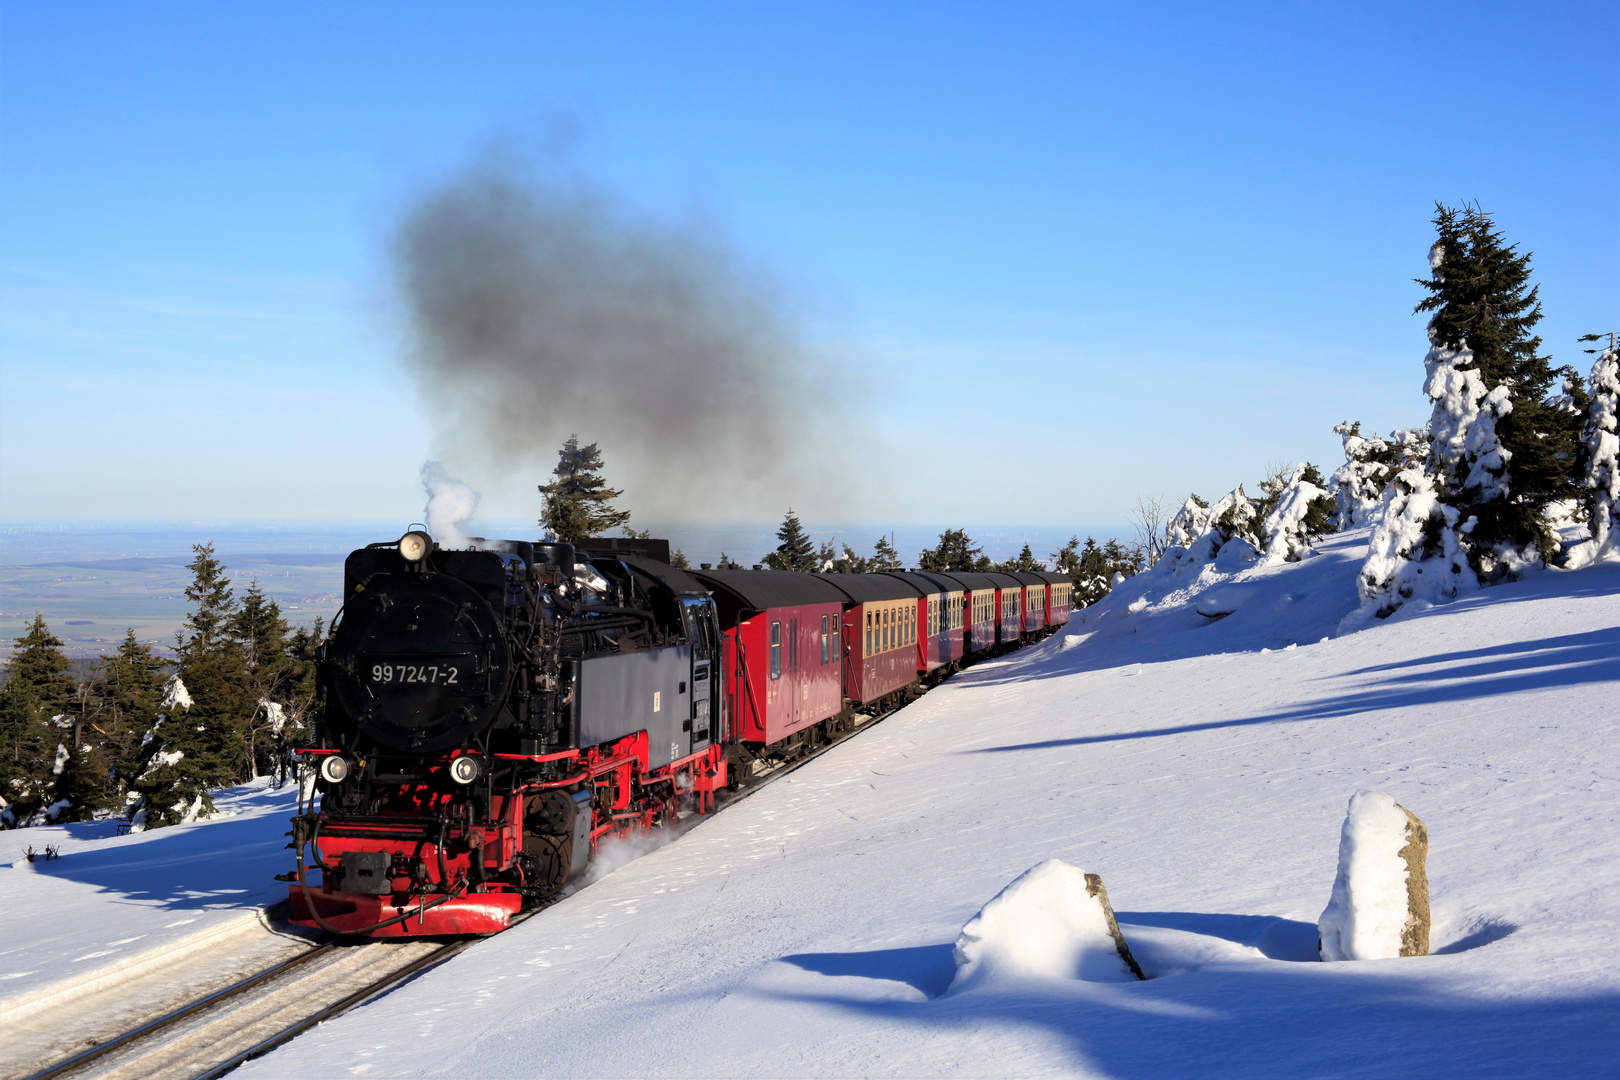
[188,938,476,1080]
[19,939,337,1080]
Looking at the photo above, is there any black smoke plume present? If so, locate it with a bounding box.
[394,150,856,524]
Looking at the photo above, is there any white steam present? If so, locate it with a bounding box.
[422,461,480,549]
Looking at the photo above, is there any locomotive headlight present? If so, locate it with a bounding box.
[318,754,351,784]
[398,530,432,562]
[447,754,484,785]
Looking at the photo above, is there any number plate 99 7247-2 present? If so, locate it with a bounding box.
[370,663,462,686]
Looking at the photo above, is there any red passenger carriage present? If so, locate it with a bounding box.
[811,573,923,707]
[880,571,965,676]
[936,572,1001,656]
[688,569,846,748]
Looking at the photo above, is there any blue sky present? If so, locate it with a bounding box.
[1,1,1615,534]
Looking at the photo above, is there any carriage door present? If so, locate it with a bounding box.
[682,598,718,754]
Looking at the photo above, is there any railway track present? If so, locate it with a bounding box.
[16,652,1015,1080]
[17,934,472,1080]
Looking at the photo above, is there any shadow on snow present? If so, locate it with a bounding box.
[967,624,1619,754]
[763,956,1617,1079]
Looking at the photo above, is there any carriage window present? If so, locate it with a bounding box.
[770,621,781,679]
[821,614,829,665]
[866,612,872,655]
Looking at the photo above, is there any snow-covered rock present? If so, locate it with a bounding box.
[1318,790,1429,961]
[949,860,1142,992]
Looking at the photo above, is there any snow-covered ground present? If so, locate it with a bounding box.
[4,528,1616,1077]
[233,529,1617,1078]
[0,778,300,1009]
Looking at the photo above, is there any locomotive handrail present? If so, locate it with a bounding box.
[575,604,658,619]
[493,749,581,763]
[589,750,641,778]
[733,635,764,740]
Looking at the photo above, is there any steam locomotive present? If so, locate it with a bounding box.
[287,532,1071,937]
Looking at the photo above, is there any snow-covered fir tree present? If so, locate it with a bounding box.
[1051,536,1142,608]
[1569,336,1619,565]
[1331,423,1432,530]
[1358,464,1478,618]
[1165,496,1210,547]
[1414,202,1585,575]
[1205,485,1261,549]
[1260,464,1335,564]
[129,674,206,828]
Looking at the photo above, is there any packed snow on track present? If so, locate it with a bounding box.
[0,778,300,997]
[0,776,303,1062]
[239,528,1617,1079]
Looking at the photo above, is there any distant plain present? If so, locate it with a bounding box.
[0,521,1122,659]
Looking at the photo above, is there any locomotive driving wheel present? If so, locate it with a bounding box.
[521,790,578,899]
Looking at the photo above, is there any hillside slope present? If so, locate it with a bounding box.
[241,536,1620,1079]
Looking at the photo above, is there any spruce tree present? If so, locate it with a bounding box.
[1415,202,1585,570]
[95,630,167,799]
[762,509,816,572]
[1165,496,1211,548]
[0,615,77,824]
[1050,536,1082,577]
[918,529,985,572]
[231,581,289,675]
[1259,464,1336,563]
[130,544,246,827]
[829,543,872,573]
[232,582,296,778]
[871,534,902,571]
[1054,537,1144,608]
[50,742,117,822]
[538,435,631,542]
[991,543,1042,572]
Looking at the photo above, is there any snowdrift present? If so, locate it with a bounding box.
[949,859,1142,991]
